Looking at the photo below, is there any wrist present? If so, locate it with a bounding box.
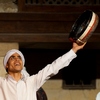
[72,47,78,53]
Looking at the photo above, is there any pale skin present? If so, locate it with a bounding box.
[5,42,86,82]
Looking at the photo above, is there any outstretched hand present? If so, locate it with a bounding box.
[72,42,86,53]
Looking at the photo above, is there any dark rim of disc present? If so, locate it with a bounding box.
[69,10,93,40]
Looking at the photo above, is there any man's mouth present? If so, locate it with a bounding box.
[15,63,20,66]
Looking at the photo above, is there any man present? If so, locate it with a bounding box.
[0,42,86,100]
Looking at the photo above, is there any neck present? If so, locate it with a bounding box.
[8,72,22,81]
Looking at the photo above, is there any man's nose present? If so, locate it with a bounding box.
[14,57,19,61]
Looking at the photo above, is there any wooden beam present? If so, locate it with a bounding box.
[0,13,99,44]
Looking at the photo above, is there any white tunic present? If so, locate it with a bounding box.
[96,92,100,100]
[0,49,76,100]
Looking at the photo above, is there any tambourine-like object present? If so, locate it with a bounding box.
[69,10,99,45]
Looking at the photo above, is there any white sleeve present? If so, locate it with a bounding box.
[96,92,100,100]
[31,49,77,89]
[48,49,77,74]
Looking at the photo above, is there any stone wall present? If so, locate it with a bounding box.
[0,0,18,12]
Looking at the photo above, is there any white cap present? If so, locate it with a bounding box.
[3,49,25,69]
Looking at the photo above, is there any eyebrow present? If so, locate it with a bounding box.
[10,55,21,58]
[11,55,20,57]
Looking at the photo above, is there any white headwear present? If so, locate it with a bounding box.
[3,49,30,78]
[3,49,25,69]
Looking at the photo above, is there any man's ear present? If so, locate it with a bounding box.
[5,64,8,72]
[6,63,8,69]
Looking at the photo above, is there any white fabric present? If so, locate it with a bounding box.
[21,67,30,77]
[0,49,77,100]
[96,92,100,100]
[3,49,25,68]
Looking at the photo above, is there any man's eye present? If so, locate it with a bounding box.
[18,56,21,59]
[10,56,14,60]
